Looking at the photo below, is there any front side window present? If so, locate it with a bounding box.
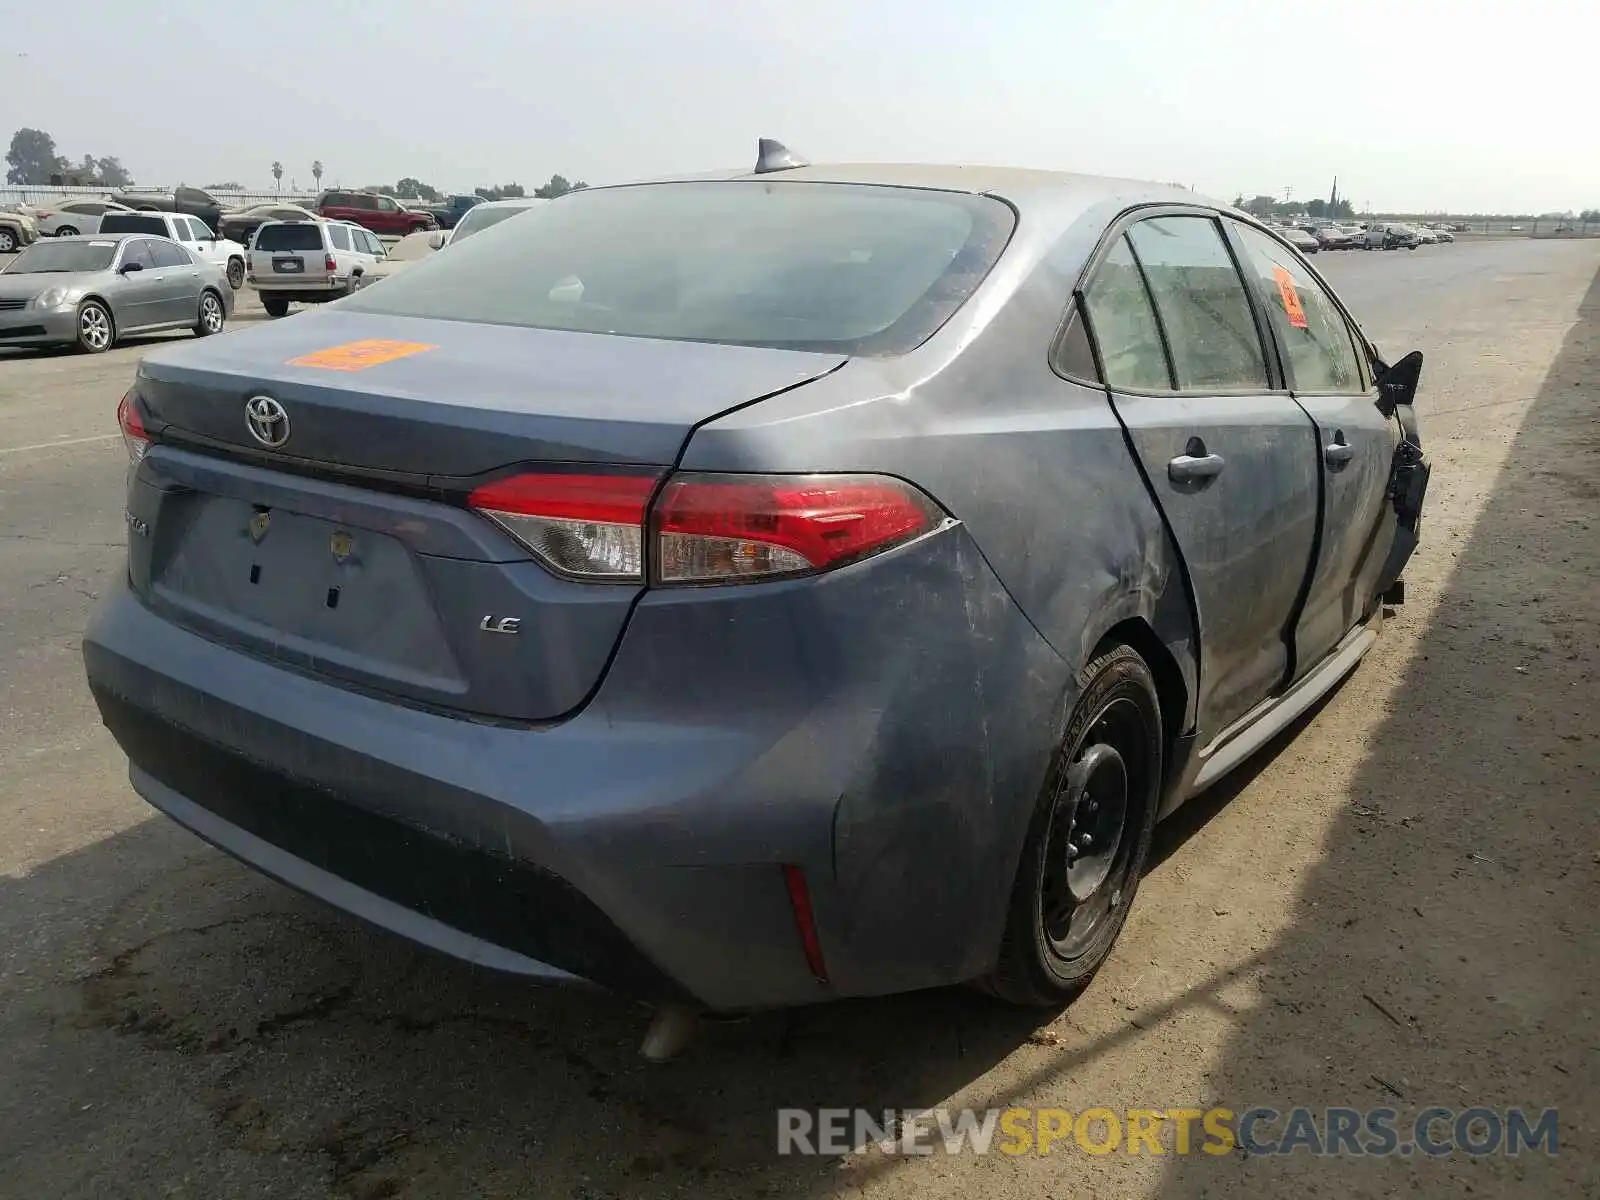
[1081,237,1171,390]
[1231,222,1364,392]
[340,181,1016,356]
[148,240,190,268]
[119,240,157,271]
[1128,216,1269,391]
[376,197,398,212]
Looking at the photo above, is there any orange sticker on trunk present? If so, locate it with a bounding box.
[1271,266,1309,329]
[288,338,436,371]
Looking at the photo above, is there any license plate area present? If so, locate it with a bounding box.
[272,257,304,273]
[149,496,462,689]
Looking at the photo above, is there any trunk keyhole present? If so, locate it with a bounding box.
[326,587,341,609]
[249,564,261,584]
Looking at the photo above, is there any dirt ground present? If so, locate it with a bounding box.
[0,240,1595,1199]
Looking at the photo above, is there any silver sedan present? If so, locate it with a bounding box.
[0,233,234,354]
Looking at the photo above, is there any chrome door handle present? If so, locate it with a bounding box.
[1168,452,1226,484]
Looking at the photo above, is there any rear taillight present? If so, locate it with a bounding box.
[468,471,941,585]
[468,473,656,580]
[325,254,337,271]
[116,390,149,462]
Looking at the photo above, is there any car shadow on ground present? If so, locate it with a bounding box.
[1149,262,1599,1195]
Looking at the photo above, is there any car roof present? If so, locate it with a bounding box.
[52,231,140,242]
[473,198,549,211]
[617,161,1201,212]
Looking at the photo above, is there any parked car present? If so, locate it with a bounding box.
[86,154,1428,1021]
[1411,225,1438,245]
[100,211,248,290]
[0,209,40,253]
[108,186,228,234]
[0,233,231,353]
[1432,227,1454,243]
[447,197,546,243]
[315,190,436,236]
[217,203,321,248]
[1365,223,1419,250]
[245,217,388,316]
[28,198,134,237]
[1313,225,1356,250]
[414,193,484,229]
[1282,225,1320,253]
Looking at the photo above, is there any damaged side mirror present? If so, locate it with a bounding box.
[1374,349,1423,418]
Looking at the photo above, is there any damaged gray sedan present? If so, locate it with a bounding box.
[85,147,1428,1026]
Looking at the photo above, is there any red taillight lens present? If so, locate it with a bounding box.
[325,254,337,271]
[467,473,657,580]
[467,471,941,585]
[116,390,149,462]
[653,473,940,584]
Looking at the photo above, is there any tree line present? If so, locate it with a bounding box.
[5,128,131,187]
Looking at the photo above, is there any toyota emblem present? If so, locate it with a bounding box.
[244,395,290,448]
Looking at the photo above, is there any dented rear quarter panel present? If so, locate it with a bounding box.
[681,196,1200,981]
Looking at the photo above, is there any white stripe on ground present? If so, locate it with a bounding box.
[0,433,119,456]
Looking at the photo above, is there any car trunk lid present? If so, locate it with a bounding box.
[126,310,845,721]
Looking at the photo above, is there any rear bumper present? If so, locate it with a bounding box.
[247,278,354,302]
[84,526,1071,1010]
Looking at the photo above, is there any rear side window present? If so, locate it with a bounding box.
[1128,216,1269,391]
[1082,237,1171,390]
[1231,222,1365,392]
[340,181,1015,356]
[256,224,325,252]
[327,224,350,250]
[100,213,169,237]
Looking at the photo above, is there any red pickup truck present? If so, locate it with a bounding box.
[315,190,437,236]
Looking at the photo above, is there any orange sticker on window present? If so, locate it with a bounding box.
[1271,266,1309,329]
[288,339,436,371]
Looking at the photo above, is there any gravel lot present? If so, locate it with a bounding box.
[1,242,1596,1199]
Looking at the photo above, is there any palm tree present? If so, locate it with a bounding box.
[311,160,324,190]
[271,161,283,191]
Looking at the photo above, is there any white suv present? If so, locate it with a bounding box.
[246,219,387,317]
[97,209,247,289]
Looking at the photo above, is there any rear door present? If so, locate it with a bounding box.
[1229,220,1399,677]
[1084,213,1321,739]
[146,239,202,323]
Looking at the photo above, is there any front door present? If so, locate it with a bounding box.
[1083,214,1321,740]
[1229,220,1402,677]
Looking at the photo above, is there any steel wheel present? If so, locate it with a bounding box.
[1038,698,1148,961]
[77,301,113,353]
[227,258,245,289]
[986,642,1163,1007]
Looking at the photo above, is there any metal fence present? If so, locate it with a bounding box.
[1368,216,1600,237]
[0,184,321,208]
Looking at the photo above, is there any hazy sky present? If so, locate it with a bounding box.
[4,0,1590,213]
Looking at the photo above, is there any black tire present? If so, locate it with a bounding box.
[75,299,115,353]
[984,644,1163,1007]
[56,225,79,238]
[262,296,290,318]
[193,289,225,337]
[226,257,245,289]
[0,227,17,253]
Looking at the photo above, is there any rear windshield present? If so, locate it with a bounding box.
[341,181,1016,355]
[255,223,326,251]
[99,213,168,236]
